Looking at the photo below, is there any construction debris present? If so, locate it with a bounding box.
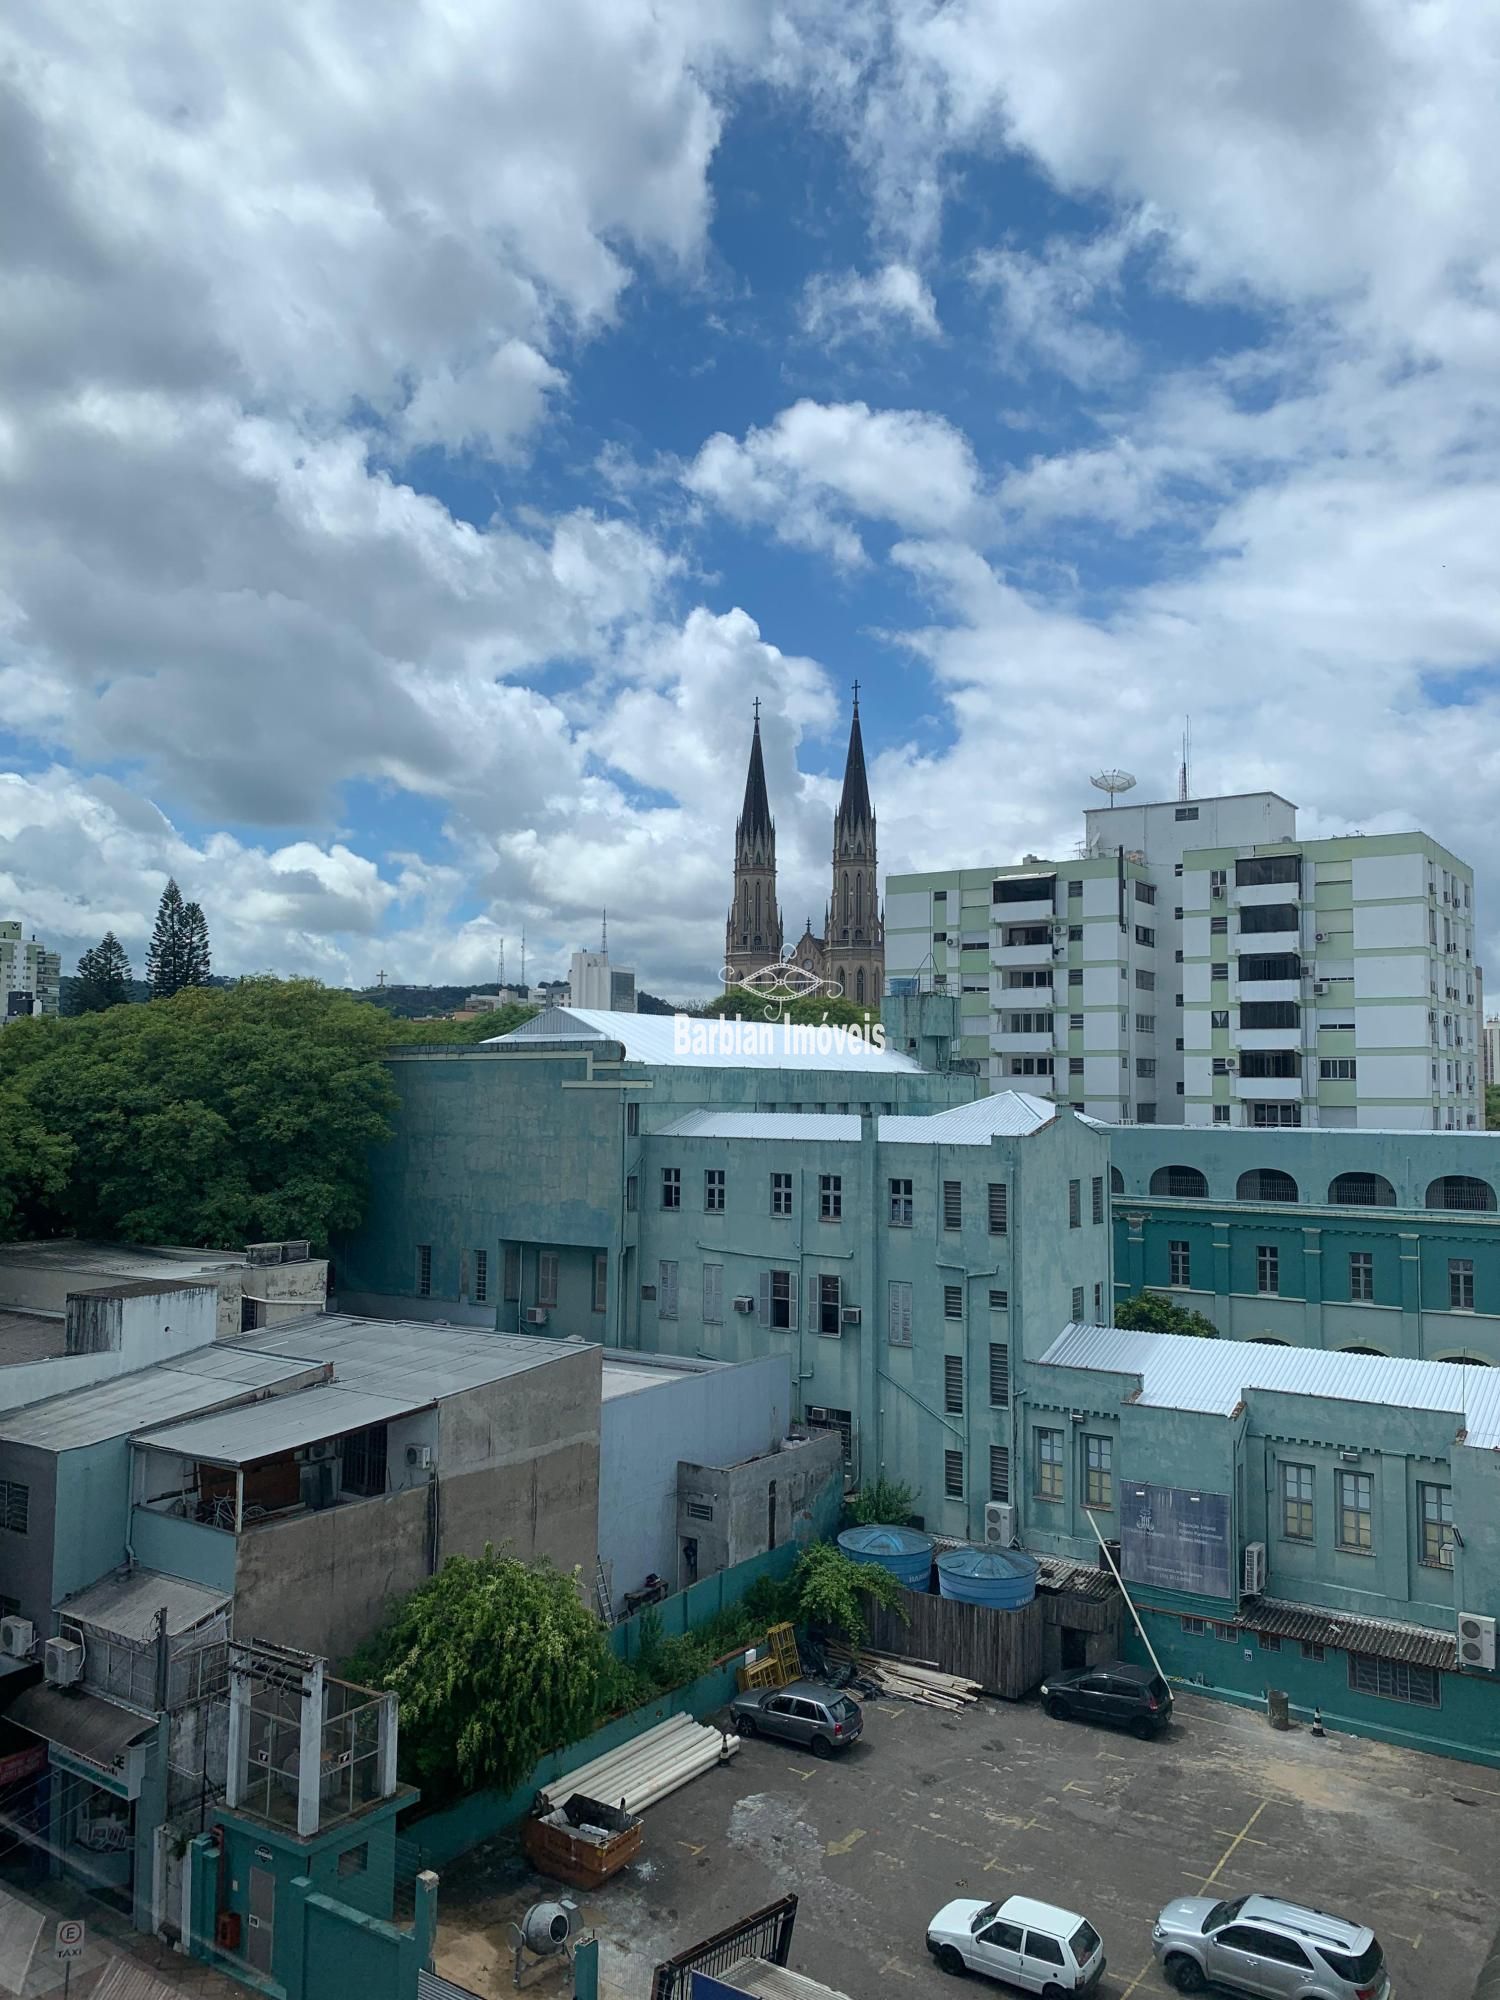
[826,1643,983,1709]
[537,1713,737,1817]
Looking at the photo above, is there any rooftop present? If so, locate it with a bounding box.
[0,1348,321,1451]
[134,1380,426,1467]
[1039,1322,1500,1450]
[233,1314,593,1401]
[483,1006,924,1073]
[59,1567,229,1643]
[601,1351,730,1400]
[0,1307,66,1366]
[657,1092,1056,1146]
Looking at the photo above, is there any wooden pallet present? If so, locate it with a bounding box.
[737,1655,782,1693]
[768,1622,800,1683]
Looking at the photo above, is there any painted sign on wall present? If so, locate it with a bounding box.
[1121,1482,1232,1599]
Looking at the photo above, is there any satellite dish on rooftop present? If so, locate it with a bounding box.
[1090,769,1137,808]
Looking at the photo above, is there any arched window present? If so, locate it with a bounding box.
[1328,1172,1396,1207]
[1150,1165,1208,1199]
[1249,1336,1290,1345]
[843,871,850,922]
[1110,1167,1124,1194]
[1237,1169,1299,1203]
[855,872,863,932]
[1426,1175,1497,1212]
[1436,1351,1491,1366]
[1341,1344,1387,1357]
[856,967,866,1004]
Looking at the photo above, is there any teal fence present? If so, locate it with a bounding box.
[404,1541,803,1870]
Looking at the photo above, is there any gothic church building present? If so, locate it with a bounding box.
[724,695,885,1008]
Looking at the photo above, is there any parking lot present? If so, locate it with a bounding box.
[436,1688,1500,1997]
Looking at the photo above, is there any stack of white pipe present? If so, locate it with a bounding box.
[538,1713,737,1817]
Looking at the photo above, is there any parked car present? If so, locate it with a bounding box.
[1039,1661,1173,1738]
[728,1679,863,1756]
[927,1895,1106,1995]
[1152,1893,1390,1998]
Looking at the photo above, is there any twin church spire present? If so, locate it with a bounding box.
[724,690,885,1009]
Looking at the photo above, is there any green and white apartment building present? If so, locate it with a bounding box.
[887,790,1481,1131]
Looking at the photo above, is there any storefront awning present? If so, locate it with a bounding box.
[5,1685,156,1772]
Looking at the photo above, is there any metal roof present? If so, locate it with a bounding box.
[484,1006,924,1072]
[721,1963,856,2000]
[1039,1322,1500,1449]
[1239,1596,1457,1671]
[0,1349,315,1452]
[134,1382,426,1465]
[5,1683,157,1767]
[656,1092,1054,1147]
[58,1568,229,1643]
[658,1111,861,1140]
[602,1355,725,1400]
[232,1315,587,1401]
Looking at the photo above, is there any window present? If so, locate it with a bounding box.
[1337,1470,1373,1552]
[1006,968,1054,989]
[944,1449,965,1498]
[1240,999,1300,1029]
[593,1252,608,1314]
[1281,1462,1314,1541]
[656,1260,678,1319]
[819,1174,842,1221]
[1180,1615,1208,1635]
[1239,902,1298,933]
[1349,1653,1439,1706]
[1212,1622,1238,1642]
[1093,1281,1103,1320]
[1135,969,1155,990]
[1085,1435,1113,1510]
[1067,878,1082,897]
[1007,1055,1053,1077]
[989,1446,1010,1501]
[1151,1165,1208,1199]
[766,1268,797,1329]
[989,1342,1010,1406]
[1069,1055,1084,1075]
[1251,1102,1301,1126]
[1301,1641,1325,1662]
[626,1174,638,1212]
[661,1166,681,1210]
[1450,1258,1475,1310]
[1345,1251,1374,1303]
[1036,1429,1064,1501]
[1026,1933,1065,1968]
[1068,968,1084,987]
[504,1245,520,1301]
[538,1251,560,1308]
[1068,923,1083,940]
[819,1273,843,1337]
[988,1182,1008,1234]
[1169,1239,1191,1287]
[1236,852,1301,886]
[771,1171,793,1216]
[943,1180,962,1230]
[1210,915,1228,935]
[889,1178,913,1226]
[338,1843,369,1879]
[1210,963,1229,982]
[342,1426,388,1498]
[472,1249,488,1304]
[1330,1173,1395,1206]
[944,1284,963,1320]
[1238,952,1301,983]
[1174,805,1199,821]
[626,1101,640,1136]
[701,1262,722,1324]
[1213,1106,1231,1124]
[1091,1176,1104,1224]
[1136,1057,1156,1077]
[1259,1633,1281,1652]
[1238,1168,1298,1202]
[1068,1179,1081,1228]
[1211,1008,1229,1029]
[1071,1285,1085,1320]
[887,1280,913,1347]
[0,1481,29,1536]
[944,1355,964,1413]
[1134,924,1156,946]
[416,1244,432,1297]
[1070,1012,1085,1029]
[1319,1058,1357,1081]
[1135,1013,1155,1034]
[1427,1175,1497,1212]
[1005,1009,1054,1034]
[1419,1482,1454,1567]
[1256,1244,1279,1294]
[1240,1050,1300,1079]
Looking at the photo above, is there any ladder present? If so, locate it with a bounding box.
[768,1622,800,1685]
[595,1559,615,1626]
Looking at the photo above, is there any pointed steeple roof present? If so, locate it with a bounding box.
[836,685,872,831]
[738,703,773,841]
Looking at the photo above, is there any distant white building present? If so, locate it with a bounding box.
[569,947,635,1012]
[0,920,61,1026]
[1484,1017,1500,1091]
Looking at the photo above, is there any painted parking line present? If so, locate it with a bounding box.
[1193,1798,1270,1895]
[1115,1962,1157,2000]
[825,1828,866,1856]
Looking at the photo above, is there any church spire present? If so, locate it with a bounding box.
[738,696,773,847]
[835,680,873,838]
[724,700,783,985]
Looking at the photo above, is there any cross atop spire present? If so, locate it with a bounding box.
[851,678,860,711]
[752,695,761,722]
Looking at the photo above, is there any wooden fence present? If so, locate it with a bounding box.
[864,1583,1121,1698]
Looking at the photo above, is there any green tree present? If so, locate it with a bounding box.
[1486,1083,1500,1131]
[0,1079,74,1238]
[1115,1290,1220,1338]
[346,1549,608,1797]
[72,933,133,1014]
[845,1478,918,1527]
[789,1541,908,1645]
[181,901,212,988]
[146,879,190,998]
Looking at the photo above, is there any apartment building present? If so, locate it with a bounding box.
[0,920,61,1024]
[888,792,1480,1130]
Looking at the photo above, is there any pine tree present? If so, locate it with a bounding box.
[147,879,189,999]
[73,933,133,1013]
[181,901,212,989]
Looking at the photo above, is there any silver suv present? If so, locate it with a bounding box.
[1152,1893,1391,1998]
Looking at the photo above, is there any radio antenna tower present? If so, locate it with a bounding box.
[601,908,608,953]
[1178,716,1192,803]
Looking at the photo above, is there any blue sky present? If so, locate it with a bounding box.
[2,1,1499,996]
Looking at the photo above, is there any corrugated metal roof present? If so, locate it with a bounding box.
[59,1568,229,1642]
[0,1350,314,1452]
[1238,1597,1457,1671]
[5,1684,157,1766]
[134,1382,425,1465]
[233,1316,584,1401]
[1039,1322,1500,1449]
[656,1092,1054,1147]
[418,1972,485,2000]
[658,1111,862,1140]
[721,1961,856,2000]
[485,1007,923,1072]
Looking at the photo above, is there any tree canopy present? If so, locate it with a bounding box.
[1115,1290,1220,1338]
[346,1549,607,1797]
[72,933,133,1014]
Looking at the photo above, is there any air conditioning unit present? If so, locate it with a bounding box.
[1315,931,1327,943]
[0,1616,33,1659]
[1242,1541,1267,1597]
[984,1502,1016,1547]
[524,1308,550,1326]
[305,1438,338,1463]
[1224,1057,1238,1071]
[841,1305,862,1326]
[806,1405,829,1424]
[1313,981,1329,996]
[405,1444,432,1471]
[1438,1542,1455,1570]
[44,1637,84,1688]
[1211,884,1225,899]
[1459,1611,1496,1671]
[732,1295,756,1313]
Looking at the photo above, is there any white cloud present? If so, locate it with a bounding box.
[971,223,1145,383]
[685,399,983,561]
[801,262,941,342]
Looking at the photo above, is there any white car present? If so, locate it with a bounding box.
[927,1894,1106,1995]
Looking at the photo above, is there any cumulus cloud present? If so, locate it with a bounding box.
[801,262,941,342]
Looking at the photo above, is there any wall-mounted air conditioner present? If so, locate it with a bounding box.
[984,1501,1016,1547]
[44,1638,84,1688]
[1458,1611,1496,1671]
[1438,1542,1455,1570]
[732,1295,756,1313]
[1242,1541,1267,1597]
[405,1444,433,1471]
[305,1438,339,1463]
[0,1616,33,1659]
[1211,884,1225,899]
[841,1305,862,1326]
[1315,931,1327,943]
[1313,981,1329,996]
[524,1308,550,1326]
[806,1405,829,1423]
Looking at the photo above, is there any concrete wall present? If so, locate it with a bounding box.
[676,1429,844,1586]
[232,1485,431,1662]
[0,1284,219,1414]
[0,1441,56,1629]
[51,1438,139,1602]
[599,1352,795,1595]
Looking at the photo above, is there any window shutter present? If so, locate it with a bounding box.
[888,1281,912,1346]
[787,1272,798,1331]
[988,1183,1007,1234]
[990,1445,1010,1501]
[758,1271,770,1326]
[943,1180,962,1229]
[989,1342,1010,1407]
[658,1260,678,1318]
[703,1263,723,1324]
[944,1355,964,1413]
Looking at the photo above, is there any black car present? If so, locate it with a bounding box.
[1039,1661,1173,1738]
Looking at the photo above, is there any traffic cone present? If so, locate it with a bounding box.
[1311,1707,1325,1737]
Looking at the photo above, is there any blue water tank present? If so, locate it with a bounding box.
[935,1545,1039,1608]
[837,1524,934,1590]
